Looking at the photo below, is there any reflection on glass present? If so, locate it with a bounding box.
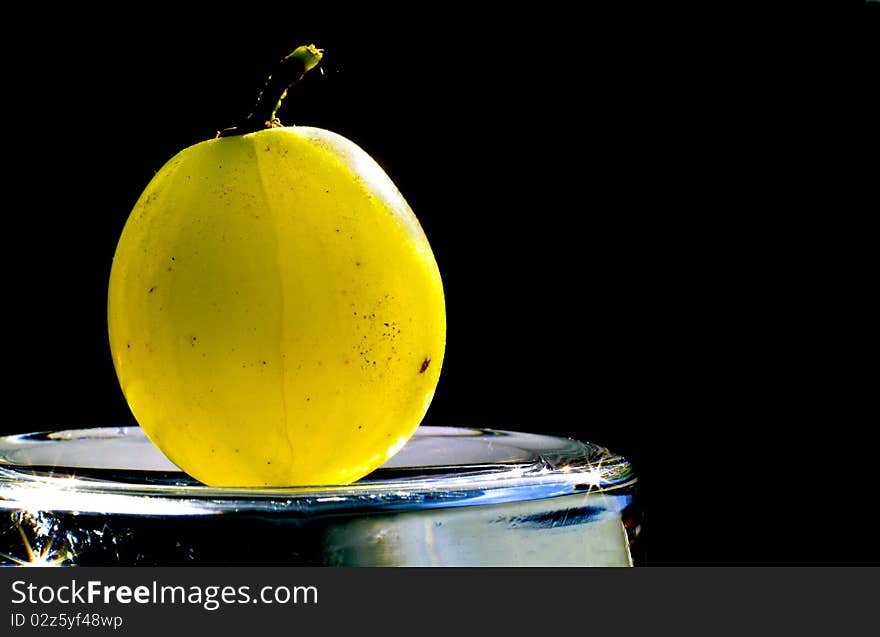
[0,426,638,566]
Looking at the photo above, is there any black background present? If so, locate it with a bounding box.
[2,5,876,564]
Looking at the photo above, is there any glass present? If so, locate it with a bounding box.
[0,426,637,566]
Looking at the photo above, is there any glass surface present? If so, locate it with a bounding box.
[0,426,637,566]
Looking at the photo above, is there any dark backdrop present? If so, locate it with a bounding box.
[2,6,875,564]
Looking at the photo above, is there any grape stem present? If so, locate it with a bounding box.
[217,44,324,138]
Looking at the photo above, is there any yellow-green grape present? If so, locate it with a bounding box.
[107,47,445,487]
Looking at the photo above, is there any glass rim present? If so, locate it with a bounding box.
[0,426,636,516]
